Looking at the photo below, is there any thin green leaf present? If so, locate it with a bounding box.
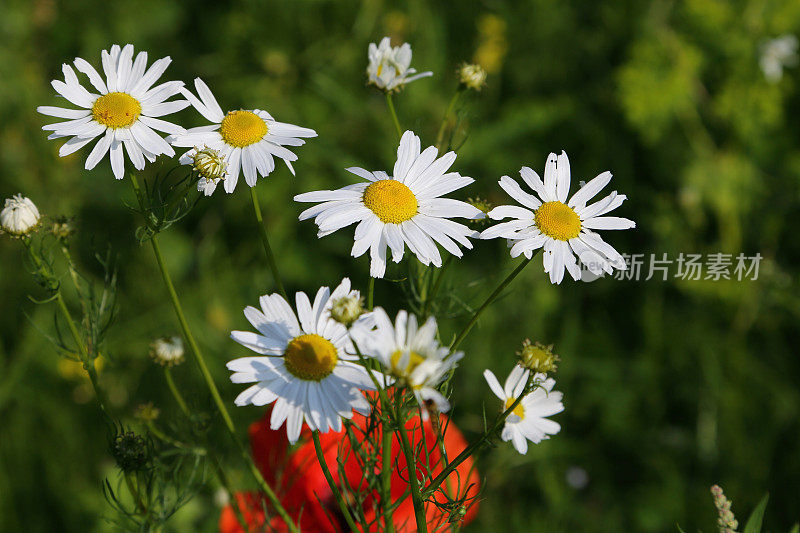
[743,493,769,533]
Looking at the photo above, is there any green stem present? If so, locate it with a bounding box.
[380,397,396,533]
[421,255,453,318]
[163,367,190,416]
[422,374,535,498]
[129,174,297,532]
[24,238,113,419]
[125,472,146,513]
[367,277,375,310]
[55,292,113,418]
[249,187,288,301]
[161,368,250,532]
[352,341,395,531]
[435,88,463,154]
[393,392,428,533]
[450,255,535,353]
[145,421,201,452]
[385,93,403,139]
[59,246,88,318]
[312,431,360,532]
[148,233,235,429]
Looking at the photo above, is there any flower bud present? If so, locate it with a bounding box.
[710,485,738,532]
[517,339,559,374]
[150,336,185,367]
[458,63,487,91]
[110,430,150,472]
[1,194,40,237]
[330,295,365,327]
[192,147,227,181]
[466,197,492,229]
[51,215,75,241]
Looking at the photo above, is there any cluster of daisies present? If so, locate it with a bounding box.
[37,43,317,191]
[33,37,636,454]
[226,278,564,453]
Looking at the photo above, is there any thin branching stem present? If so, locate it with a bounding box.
[129,173,297,532]
[163,367,190,416]
[392,389,428,533]
[312,431,360,532]
[55,291,114,418]
[380,410,396,533]
[161,368,250,532]
[435,87,463,154]
[450,254,536,353]
[421,255,453,318]
[124,472,146,513]
[422,374,536,498]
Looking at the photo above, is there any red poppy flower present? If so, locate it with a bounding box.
[220,404,480,532]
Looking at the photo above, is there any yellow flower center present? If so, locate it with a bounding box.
[534,201,581,241]
[283,334,338,381]
[220,110,268,148]
[505,398,525,420]
[362,180,418,224]
[92,92,141,129]
[390,349,425,375]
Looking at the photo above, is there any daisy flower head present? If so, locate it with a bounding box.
[367,36,433,92]
[351,307,462,415]
[483,365,564,455]
[480,151,635,284]
[37,44,189,180]
[170,78,317,195]
[294,130,482,278]
[1,195,40,237]
[227,278,375,443]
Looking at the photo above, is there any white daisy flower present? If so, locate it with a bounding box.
[227,278,375,443]
[759,34,799,83]
[37,44,188,180]
[1,195,41,236]
[480,151,635,284]
[170,78,317,195]
[294,130,481,278]
[351,307,462,415]
[367,36,433,92]
[483,365,564,455]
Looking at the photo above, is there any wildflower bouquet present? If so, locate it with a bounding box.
[7,36,637,532]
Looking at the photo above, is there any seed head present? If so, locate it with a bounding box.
[110,430,150,472]
[517,340,559,374]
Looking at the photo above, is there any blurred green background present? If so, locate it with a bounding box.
[1,0,799,531]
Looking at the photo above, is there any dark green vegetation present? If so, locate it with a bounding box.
[1,0,799,531]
